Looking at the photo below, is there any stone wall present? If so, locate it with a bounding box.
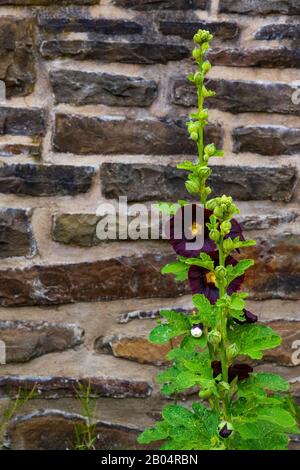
[0,0,299,450]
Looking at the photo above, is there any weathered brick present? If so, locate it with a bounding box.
[219,0,300,15]
[50,70,158,107]
[40,40,190,64]
[0,164,95,197]
[0,254,187,307]
[0,375,152,399]
[171,78,300,115]
[0,0,98,4]
[53,114,223,155]
[208,47,300,68]
[0,208,34,258]
[101,163,297,202]
[0,108,45,137]
[113,0,209,10]
[244,232,300,301]
[159,20,239,40]
[255,24,300,40]
[52,213,160,247]
[6,410,146,450]
[0,18,35,97]
[0,321,84,363]
[233,126,300,156]
[38,16,143,34]
[0,142,41,159]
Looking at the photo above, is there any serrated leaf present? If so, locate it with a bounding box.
[161,261,189,281]
[138,421,169,444]
[177,161,198,171]
[149,322,189,344]
[228,324,281,360]
[182,253,214,271]
[226,259,254,284]
[155,202,180,215]
[248,372,289,393]
[256,406,297,431]
[180,334,207,351]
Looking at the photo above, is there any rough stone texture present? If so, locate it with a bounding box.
[0,321,84,363]
[97,319,300,367]
[0,108,45,137]
[113,0,209,10]
[244,232,300,301]
[38,16,143,34]
[0,0,98,4]
[6,410,146,450]
[53,113,223,155]
[233,126,300,156]
[0,208,34,258]
[40,40,190,64]
[159,20,239,40]
[238,211,298,231]
[171,78,300,116]
[208,47,300,68]
[0,376,152,399]
[52,213,160,246]
[100,163,297,202]
[219,0,300,15]
[0,254,188,307]
[0,142,41,159]
[50,70,158,107]
[0,164,95,196]
[0,18,36,98]
[255,24,300,40]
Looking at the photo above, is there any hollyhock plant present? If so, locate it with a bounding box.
[138,30,300,450]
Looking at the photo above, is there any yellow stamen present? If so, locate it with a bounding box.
[206,271,217,285]
[191,222,203,236]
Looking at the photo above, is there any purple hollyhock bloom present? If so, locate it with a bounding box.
[188,253,245,304]
[235,309,258,324]
[168,204,244,258]
[219,424,232,439]
[212,361,253,383]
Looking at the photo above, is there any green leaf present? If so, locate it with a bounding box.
[226,259,254,284]
[229,292,248,311]
[161,261,189,281]
[180,334,207,351]
[233,421,289,450]
[138,421,169,444]
[248,372,289,393]
[255,406,297,431]
[182,253,214,271]
[149,322,188,344]
[162,404,195,426]
[177,161,198,171]
[228,323,281,360]
[155,202,180,215]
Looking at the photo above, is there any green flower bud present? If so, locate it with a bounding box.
[205,186,212,196]
[206,199,217,210]
[226,343,239,361]
[202,60,212,74]
[190,131,198,142]
[208,330,222,346]
[223,238,235,252]
[204,143,216,157]
[193,32,202,44]
[192,48,202,60]
[220,221,232,236]
[199,389,213,399]
[213,206,224,219]
[215,266,226,278]
[186,180,200,194]
[209,229,220,242]
[193,71,203,86]
[198,166,211,178]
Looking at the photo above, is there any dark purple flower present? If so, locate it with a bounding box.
[235,309,258,324]
[168,204,244,258]
[188,253,245,304]
[212,361,253,383]
[219,424,233,439]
